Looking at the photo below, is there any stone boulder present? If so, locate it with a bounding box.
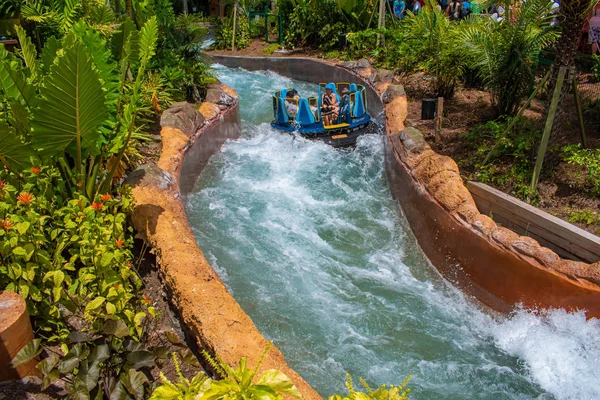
[160,102,205,137]
[383,84,406,104]
[205,85,236,106]
[124,163,174,191]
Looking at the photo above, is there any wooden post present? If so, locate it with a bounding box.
[482,70,552,166]
[231,1,238,51]
[0,291,37,381]
[376,0,385,46]
[434,96,444,143]
[572,75,587,149]
[530,66,566,194]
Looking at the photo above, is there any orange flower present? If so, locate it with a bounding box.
[77,200,83,208]
[31,166,40,174]
[142,295,152,305]
[0,180,6,190]
[17,192,34,205]
[126,262,133,269]
[115,238,124,249]
[91,202,103,210]
[1,219,13,230]
[101,194,111,202]
[77,181,83,188]
[114,284,120,290]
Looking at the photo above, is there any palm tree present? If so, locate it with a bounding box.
[546,0,598,138]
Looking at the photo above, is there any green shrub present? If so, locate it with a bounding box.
[460,0,558,116]
[592,54,600,82]
[0,165,146,339]
[561,144,600,196]
[568,209,600,226]
[466,119,541,200]
[216,15,251,50]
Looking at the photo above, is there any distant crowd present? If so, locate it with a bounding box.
[391,0,560,22]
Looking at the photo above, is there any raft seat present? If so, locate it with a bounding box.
[296,98,315,125]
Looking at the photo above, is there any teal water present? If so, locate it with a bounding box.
[184,65,600,400]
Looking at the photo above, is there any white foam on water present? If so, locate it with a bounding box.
[184,65,600,400]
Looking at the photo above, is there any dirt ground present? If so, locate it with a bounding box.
[401,74,600,236]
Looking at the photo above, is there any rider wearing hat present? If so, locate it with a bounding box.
[321,83,339,126]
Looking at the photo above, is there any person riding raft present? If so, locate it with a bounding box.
[321,83,339,126]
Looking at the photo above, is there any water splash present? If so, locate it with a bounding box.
[184,65,600,400]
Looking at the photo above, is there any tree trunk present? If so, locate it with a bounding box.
[540,0,591,169]
[125,0,135,19]
[114,0,122,15]
[183,0,189,13]
[546,0,589,139]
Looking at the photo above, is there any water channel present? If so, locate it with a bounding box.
[183,64,600,400]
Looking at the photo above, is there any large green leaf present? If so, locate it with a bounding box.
[11,338,42,367]
[15,25,39,80]
[41,36,62,75]
[0,45,37,108]
[72,21,120,110]
[110,18,138,63]
[256,370,302,398]
[30,41,108,160]
[0,121,35,171]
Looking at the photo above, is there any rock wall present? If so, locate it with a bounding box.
[127,82,321,399]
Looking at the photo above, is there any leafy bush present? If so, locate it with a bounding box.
[592,54,600,82]
[561,144,600,195]
[282,0,344,48]
[151,346,412,400]
[0,165,145,338]
[465,119,541,200]
[216,15,251,50]
[151,345,302,400]
[568,209,600,226]
[460,0,558,116]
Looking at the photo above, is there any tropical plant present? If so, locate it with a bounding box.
[0,16,158,200]
[460,0,558,116]
[561,144,600,195]
[402,0,466,97]
[592,54,600,82]
[150,344,303,400]
[336,0,377,31]
[11,317,169,399]
[282,0,345,48]
[0,164,146,337]
[327,374,411,400]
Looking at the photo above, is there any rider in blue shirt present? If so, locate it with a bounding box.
[394,0,406,18]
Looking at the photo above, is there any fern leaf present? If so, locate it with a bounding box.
[15,25,39,80]
[138,16,158,69]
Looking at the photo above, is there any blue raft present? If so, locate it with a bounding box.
[270,82,373,147]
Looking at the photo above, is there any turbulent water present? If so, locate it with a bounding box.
[184,65,600,400]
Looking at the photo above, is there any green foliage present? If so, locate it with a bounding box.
[0,165,145,337]
[12,316,168,399]
[282,0,345,48]
[336,0,375,31]
[216,15,251,50]
[402,0,465,97]
[327,374,411,400]
[264,43,281,55]
[561,144,600,196]
[460,0,558,116]
[150,345,303,400]
[568,209,600,226]
[0,17,159,199]
[465,118,541,200]
[592,54,600,82]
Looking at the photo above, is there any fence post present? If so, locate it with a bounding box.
[530,66,566,195]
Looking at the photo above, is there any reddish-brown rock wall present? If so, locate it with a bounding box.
[127,84,320,399]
